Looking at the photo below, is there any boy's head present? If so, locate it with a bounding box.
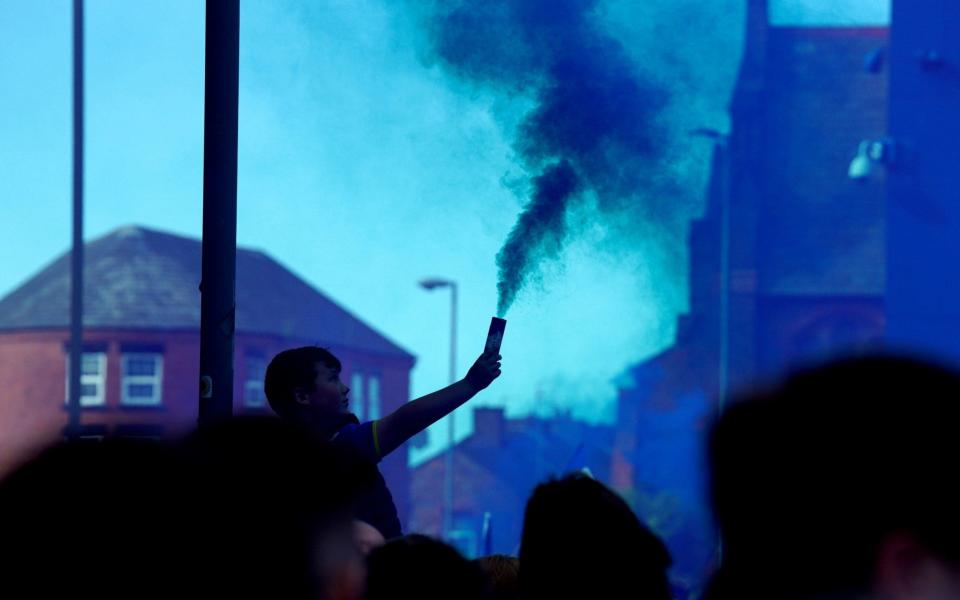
[265,347,350,422]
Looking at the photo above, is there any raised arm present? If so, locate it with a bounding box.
[375,351,501,458]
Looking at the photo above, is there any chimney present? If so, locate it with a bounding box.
[744,0,769,53]
[473,407,506,448]
[731,0,769,119]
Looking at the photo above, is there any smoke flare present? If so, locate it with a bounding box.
[423,0,675,314]
[496,161,579,315]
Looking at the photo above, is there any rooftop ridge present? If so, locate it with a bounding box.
[0,225,414,360]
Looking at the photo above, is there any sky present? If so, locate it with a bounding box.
[0,0,888,463]
[771,0,889,24]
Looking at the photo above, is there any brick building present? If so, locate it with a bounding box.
[0,225,416,525]
[410,407,613,558]
[885,0,960,362]
[611,0,890,586]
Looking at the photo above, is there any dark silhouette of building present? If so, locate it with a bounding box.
[611,0,892,587]
[0,225,416,526]
[885,0,960,362]
[719,0,888,391]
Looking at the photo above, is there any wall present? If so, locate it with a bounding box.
[0,329,414,530]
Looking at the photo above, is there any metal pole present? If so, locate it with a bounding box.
[67,0,85,440]
[450,283,457,388]
[714,139,731,568]
[718,143,730,416]
[691,130,730,567]
[198,0,240,424]
[691,129,730,415]
[481,511,492,556]
[443,282,458,540]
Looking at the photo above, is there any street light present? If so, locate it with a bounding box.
[691,128,731,417]
[419,277,458,542]
[692,126,731,567]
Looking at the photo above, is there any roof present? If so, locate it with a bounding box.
[738,25,889,295]
[0,225,414,360]
[416,413,614,491]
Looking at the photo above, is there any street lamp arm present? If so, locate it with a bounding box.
[419,278,453,290]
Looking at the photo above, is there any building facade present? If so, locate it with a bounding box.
[611,0,893,588]
[410,406,613,558]
[885,0,960,362]
[0,225,416,526]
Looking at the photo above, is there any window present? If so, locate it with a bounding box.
[351,371,365,421]
[368,374,381,420]
[64,352,106,407]
[121,353,163,406]
[243,354,267,408]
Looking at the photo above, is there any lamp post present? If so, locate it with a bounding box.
[693,127,730,566]
[419,277,458,541]
[691,128,730,416]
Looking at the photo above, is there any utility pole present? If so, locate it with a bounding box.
[446,282,457,541]
[691,128,731,415]
[67,0,85,440]
[419,278,459,541]
[198,0,240,424]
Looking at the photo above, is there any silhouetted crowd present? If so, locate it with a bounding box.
[1,354,959,600]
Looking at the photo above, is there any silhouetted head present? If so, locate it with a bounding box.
[519,473,672,600]
[182,417,375,600]
[365,534,488,600]
[707,355,960,600]
[475,554,520,600]
[0,437,199,599]
[265,346,352,429]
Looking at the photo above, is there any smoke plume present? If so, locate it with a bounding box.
[420,0,675,315]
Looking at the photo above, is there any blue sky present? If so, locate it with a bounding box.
[771,0,888,24]
[0,0,887,462]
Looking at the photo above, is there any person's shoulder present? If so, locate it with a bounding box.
[331,415,365,438]
[332,419,381,463]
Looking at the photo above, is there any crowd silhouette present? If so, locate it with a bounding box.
[0,353,956,599]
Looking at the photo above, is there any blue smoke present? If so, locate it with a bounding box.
[423,0,673,315]
[495,161,579,315]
